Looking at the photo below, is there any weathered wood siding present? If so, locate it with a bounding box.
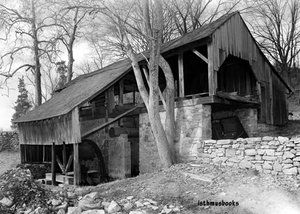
[211,13,288,125]
[18,108,81,145]
[272,72,288,125]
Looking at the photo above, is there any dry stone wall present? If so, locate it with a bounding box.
[198,136,300,175]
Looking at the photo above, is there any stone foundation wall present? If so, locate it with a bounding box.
[139,100,212,173]
[198,136,300,175]
[107,134,131,179]
[81,119,131,179]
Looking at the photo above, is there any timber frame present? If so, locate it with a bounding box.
[14,11,291,185]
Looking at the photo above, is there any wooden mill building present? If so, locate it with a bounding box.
[14,12,292,184]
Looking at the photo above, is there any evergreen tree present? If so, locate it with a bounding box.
[11,77,32,129]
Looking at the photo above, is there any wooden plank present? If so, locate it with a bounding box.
[65,153,73,173]
[62,142,66,173]
[73,143,80,186]
[119,80,124,106]
[105,91,109,133]
[208,44,216,95]
[71,107,81,144]
[107,87,115,113]
[21,145,25,164]
[42,145,45,163]
[216,91,259,104]
[56,156,64,173]
[24,144,27,163]
[192,49,208,64]
[51,142,57,186]
[82,104,143,138]
[269,66,274,124]
[178,52,185,97]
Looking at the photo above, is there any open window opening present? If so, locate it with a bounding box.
[218,55,257,98]
[183,46,208,96]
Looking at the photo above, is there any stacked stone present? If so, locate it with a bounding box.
[199,136,300,176]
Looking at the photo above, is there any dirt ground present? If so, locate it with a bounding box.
[62,163,300,214]
[0,150,20,175]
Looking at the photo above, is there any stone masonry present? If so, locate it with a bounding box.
[81,119,131,179]
[139,99,212,173]
[198,136,300,175]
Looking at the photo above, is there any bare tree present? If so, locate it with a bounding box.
[245,0,300,82]
[96,0,175,167]
[164,0,243,37]
[52,0,95,82]
[0,0,57,106]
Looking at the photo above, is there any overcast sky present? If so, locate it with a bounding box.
[0,42,91,131]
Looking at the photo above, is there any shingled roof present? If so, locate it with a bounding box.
[14,12,238,123]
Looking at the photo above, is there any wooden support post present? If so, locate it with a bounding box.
[42,145,45,163]
[24,145,27,163]
[62,142,67,174]
[119,80,124,126]
[20,145,25,164]
[51,142,57,186]
[105,91,109,133]
[106,87,115,113]
[71,107,81,186]
[73,143,80,186]
[119,80,124,106]
[91,102,96,118]
[178,52,184,97]
[208,44,216,95]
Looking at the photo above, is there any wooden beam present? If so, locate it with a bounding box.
[56,156,64,173]
[208,44,217,95]
[42,145,45,163]
[65,153,73,173]
[105,91,109,133]
[62,142,66,173]
[192,49,208,64]
[71,107,81,144]
[73,143,80,186]
[216,91,260,105]
[107,87,115,113]
[178,52,185,97]
[21,145,25,164]
[51,142,57,186]
[119,80,124,106]
[24,145,27,163]
[82,104,143,138]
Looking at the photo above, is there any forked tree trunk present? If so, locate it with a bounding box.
[121,0,175,168]
[159,56,176,162]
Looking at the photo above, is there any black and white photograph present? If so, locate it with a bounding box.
[0,0,300,213]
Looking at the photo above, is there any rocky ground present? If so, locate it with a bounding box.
[1,163,300,214]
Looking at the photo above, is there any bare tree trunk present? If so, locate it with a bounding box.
[159,56,175,161]
[126,45,173,168]
[67,8,78,83]
[112,0,175,168]
[147,0,173,167]
[31,0,42,106]
[67,42,74,82]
